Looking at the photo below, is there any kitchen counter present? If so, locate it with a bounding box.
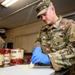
[0,65,55,75]
[0,65,72,75]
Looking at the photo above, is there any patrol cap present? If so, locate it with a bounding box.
[0,29,6,34]
[0,29,6,39]
[36,0,53,18]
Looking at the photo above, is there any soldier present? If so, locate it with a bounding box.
[0,29,6,48]
[31,0,75,74]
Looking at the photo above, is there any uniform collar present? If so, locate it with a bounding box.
[41,16,62,31]
[52,16,62,29]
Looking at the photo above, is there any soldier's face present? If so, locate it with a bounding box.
[40,6,55,25]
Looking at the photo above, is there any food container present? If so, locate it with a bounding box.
[11,48,24,65]
[4,48,11,67]
[0,48,5,67]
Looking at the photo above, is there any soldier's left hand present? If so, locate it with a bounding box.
[31,47,50,64]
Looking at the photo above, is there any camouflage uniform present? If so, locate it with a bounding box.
[0,38,6,48]
[0,29,6,48]
[34,16,75,73]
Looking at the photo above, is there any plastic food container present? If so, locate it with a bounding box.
[11,48,24,65]
[0,48,5,67]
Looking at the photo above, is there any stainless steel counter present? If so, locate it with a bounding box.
[0,65,55,75]
[0,65,72,75]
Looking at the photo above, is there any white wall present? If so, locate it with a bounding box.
[6,21,45,53]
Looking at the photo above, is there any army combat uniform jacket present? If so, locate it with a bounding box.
[0,39,6,48]
[35,16,75,71]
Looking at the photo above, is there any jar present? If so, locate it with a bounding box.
[4,48,11,67]
[11,48,24,65]
[0,48,5,67]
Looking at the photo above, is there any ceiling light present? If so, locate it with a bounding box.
[1,0,18,7]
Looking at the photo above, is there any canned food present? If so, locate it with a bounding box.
[4,48,11,67]
[11,48,24,65]
[0,48,4,67]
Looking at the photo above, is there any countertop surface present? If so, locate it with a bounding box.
[0,65,55,75]
[0,65,71,75]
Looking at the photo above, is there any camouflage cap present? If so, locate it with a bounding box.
[36,0,53,18]
[0,29,6,34]
[0,29,6,39]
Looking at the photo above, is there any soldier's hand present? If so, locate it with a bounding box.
[31,46,50,64]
